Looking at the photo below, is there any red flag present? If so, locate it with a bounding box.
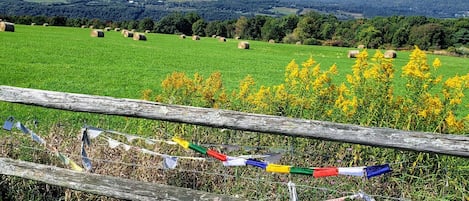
[313,168,338,178]
[207,149,227,161]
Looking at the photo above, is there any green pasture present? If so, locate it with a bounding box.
[0,25,466,99]
[0,25,468,200]
[0,24,467,122]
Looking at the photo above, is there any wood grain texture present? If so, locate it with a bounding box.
[1,85,468,157]
[0,157,243,201]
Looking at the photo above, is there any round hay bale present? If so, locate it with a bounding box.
[238,41,250,49]
[296,41,302,45]
[219,37,226,42]
[145,30,150,33]
[31,23,36,26]
[131,29,136,32]
[124,31,134,38]
[384,50,397,58]
[269,39,275,43]
[357,44,365,49]
[81,25,86,28]
[121,29,128,35]
[0,22,15,32]
[114,28,121,31]
[348,50,360,58]
[192,35,200,40]
[180,34,186,39]
[43,23,49,27]
[133,33,147,41]
[104,27,111,31]
[90,29,104,37]
[89,25,94,29]
[235,36,240,40]
[212,35,217,38]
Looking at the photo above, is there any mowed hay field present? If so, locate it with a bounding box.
[1,25,467,99]
[1,25,469,200]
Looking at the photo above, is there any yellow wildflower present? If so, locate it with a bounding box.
[274,84,288,102]
[299,67,309,83]
[445,76,463,89]
[238,75,255,100]
[312,64,321,77]
[445,111,464,132]
[141,89,152,101]
[329,64,338,75]
[285,60,299,82]
[418,110,428,118]
[432,58,441,69]
[302,56,315,68]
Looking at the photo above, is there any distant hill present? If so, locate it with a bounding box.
[286,0,469,19]
[1,0,468,21]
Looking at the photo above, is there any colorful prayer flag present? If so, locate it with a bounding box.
[313,167,338,178]
[290,167,314,175]
[3,116,14,131]
[366,164,392,179]
[266,164,290,174]
[246,159,267,169]
[223,157,246,166]
[163,156,178,169]
[172,137,190,149]
[338,167,365,177]
[189,143,207,155]
[207,149,227,161]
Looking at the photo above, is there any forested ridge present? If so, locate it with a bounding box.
[1,0,469,22]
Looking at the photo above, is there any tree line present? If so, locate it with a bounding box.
[2,12,469,53]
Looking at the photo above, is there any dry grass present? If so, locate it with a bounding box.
[348,50,359,58]
[90,30,104,38]
[0,22,15,32]
[238,41,250,49]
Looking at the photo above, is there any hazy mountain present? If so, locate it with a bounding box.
[1,0,468,21]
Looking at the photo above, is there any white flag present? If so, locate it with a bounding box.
[107,138,121,149]
[338,167,366,177]
[223,157,246,166]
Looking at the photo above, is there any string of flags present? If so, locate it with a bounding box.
[3,117,392,200]
[2,116,84,172]
[80,126,283,170]
[172,136,392,179]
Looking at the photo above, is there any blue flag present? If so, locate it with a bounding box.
[3,116,14,131]
[366,164,392,179]
[246,159,267,169]
[81,144,92,172]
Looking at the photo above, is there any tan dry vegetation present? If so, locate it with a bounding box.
[90,29,104,38]
[0,22,14,32]
[348,50,359,58]
[133,33,147,41]
[238,41,250,49]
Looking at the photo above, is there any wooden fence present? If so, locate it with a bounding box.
[0,157,241,201]
[0,85,468,200]
[1,86,468,157]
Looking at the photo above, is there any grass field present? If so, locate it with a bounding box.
[270,7,299,15]
[0,25,467,99]
[0,25,468,200]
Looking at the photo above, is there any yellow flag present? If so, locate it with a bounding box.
[172,137,190,149]
[266,164,290,174]
[69,159,84,172]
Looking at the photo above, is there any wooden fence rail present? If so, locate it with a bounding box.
[0,85,468,158]
[0,157,242,201]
